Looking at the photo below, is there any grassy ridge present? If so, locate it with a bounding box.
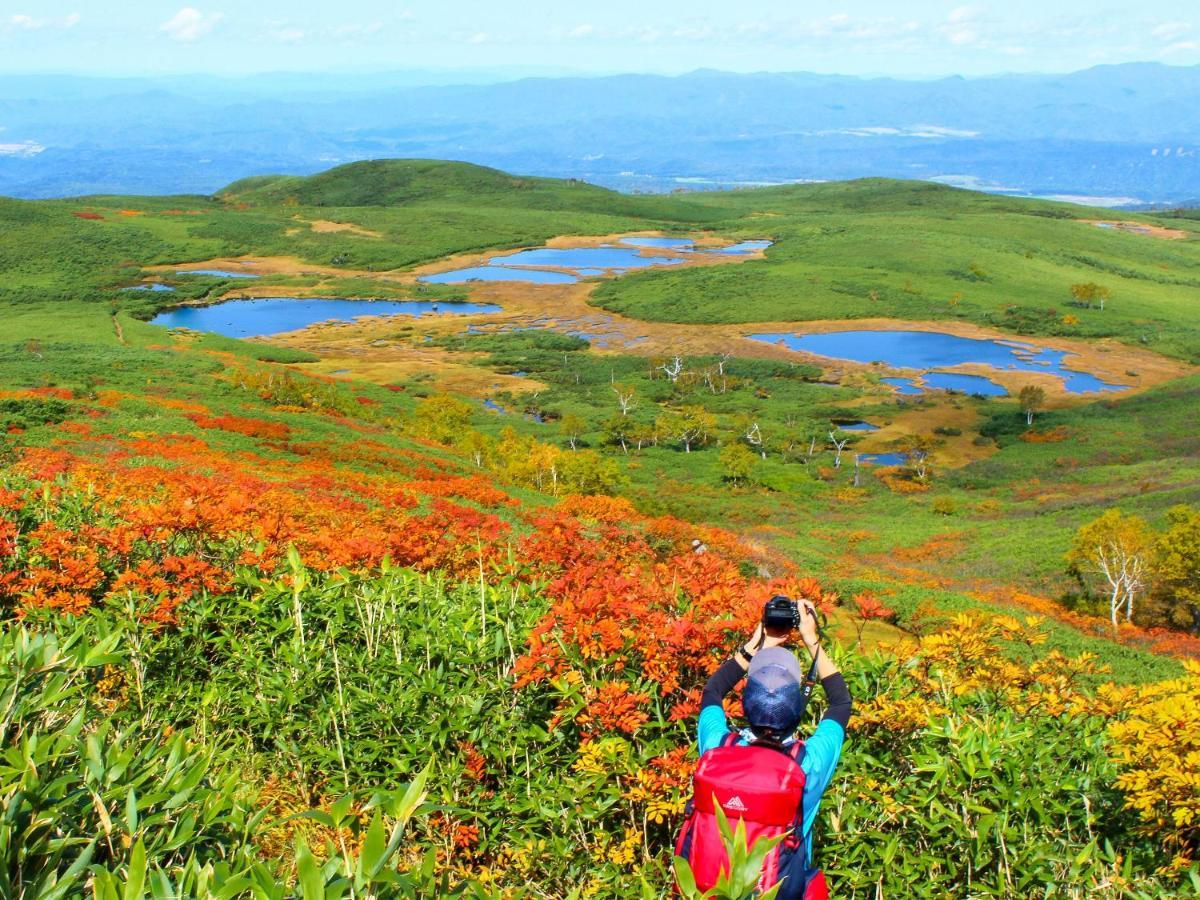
[595,180,1200,362]
[5,163,1200,365]
[220,158,721,222]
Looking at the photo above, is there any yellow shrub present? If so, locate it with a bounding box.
[1106,661,1200,859]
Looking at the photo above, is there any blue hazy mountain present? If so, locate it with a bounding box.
[1,63,1197,205]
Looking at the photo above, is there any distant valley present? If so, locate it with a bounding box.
[2,63,1199,205]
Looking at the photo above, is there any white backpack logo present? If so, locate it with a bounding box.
[724,795,748,812]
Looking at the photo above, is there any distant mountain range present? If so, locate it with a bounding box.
[1,63,1197,206]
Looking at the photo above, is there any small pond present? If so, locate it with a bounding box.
[835,421,879,432]
[859,452,909,466]
[749,329,1125,394]
[881,376,924,396]
[420,266,579,285]
[151,297,502,338]
[174,269,260,279]
[712,240,773,255]
[122,283,175,292]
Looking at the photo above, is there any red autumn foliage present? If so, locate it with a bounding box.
[578,681,651,735]
[188,413,291,441]
[853,592,895,621]
[460,742,488,782]
[0,400,818,749]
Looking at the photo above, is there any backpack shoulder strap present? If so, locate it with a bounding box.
[787,740,807,767]
[719,731,741,749]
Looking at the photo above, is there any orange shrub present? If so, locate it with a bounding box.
[1020,426,1070,443]
[188,413,290,441]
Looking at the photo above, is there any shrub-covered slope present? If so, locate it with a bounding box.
[0,334,1196,896]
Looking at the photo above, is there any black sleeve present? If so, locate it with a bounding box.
[820,672,852,729]
[700,658,745,710]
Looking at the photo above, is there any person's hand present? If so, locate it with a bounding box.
[796,599,821,651]
[746,622,789,655]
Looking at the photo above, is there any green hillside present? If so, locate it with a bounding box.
[594,178,1200,362]
[5,166,1200,362]
[219,158,721,221]
[1,161,1199,896]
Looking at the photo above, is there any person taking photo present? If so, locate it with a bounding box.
[675,596,852,899]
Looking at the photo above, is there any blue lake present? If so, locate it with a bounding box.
[151,297,502,338]
[419,235,771,284]
[420,266,578,285]
[122,283,176,292]
[749,329,1125,394]
[923,372,1008,396]
[620,236,695,250]
[491,247,685,270]
[174,269,260,279]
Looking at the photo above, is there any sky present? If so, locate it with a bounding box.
[0,1,1198,79]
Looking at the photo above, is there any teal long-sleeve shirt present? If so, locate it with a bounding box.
[696,660,851,856]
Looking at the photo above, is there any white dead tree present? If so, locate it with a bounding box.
[612,384,637,416]
[853,454,861,488]
[745,422,766,459]
[658,356,684,384]
[829,431,850,468]
[717,352,732,393]
[910,448,930,480]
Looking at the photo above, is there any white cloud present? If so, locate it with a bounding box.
[672,24,714,41]
[467,31,488,44]
[936,6,987,46]
[568,24,594,39]
[631,26,663,43]
[1162,40,1200,54]
[272,26,305,43]
[7,12,81,30]
[1152,22,1192,42]
[161,7,222,43]
[947,6,986,24]
[333,22,384,39]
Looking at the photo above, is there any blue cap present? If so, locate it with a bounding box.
[743,647,805,735]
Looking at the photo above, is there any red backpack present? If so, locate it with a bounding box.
[675,734,829,900]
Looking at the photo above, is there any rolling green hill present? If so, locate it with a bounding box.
[594,178,1200,362]
[219,157,721,221]
[4,165,1200,361]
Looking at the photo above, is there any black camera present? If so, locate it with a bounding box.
[762,595,801,632]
